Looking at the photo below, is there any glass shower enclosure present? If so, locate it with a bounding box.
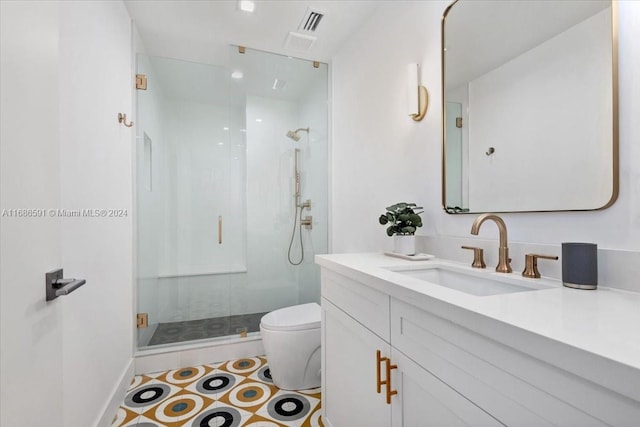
[135,47,328,349]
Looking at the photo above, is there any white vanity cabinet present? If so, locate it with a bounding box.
[321,269,392,427]
[321,269,501,427]
[390,348,502,426]
[320,264,640,427]
[322,298,392,427]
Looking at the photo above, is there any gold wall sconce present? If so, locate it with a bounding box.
[407,63,428,121]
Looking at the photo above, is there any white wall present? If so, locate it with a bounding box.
[332,0,447,253]
[58,2,134,425]
[1,2,64,426]
[331,1,640,265]
[1,1,134,426]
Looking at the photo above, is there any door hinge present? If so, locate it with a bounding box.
[136,74,147,90]
[136,313,148,328]
[456,117,463,128]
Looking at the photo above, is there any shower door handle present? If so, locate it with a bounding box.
[218,215,222,244]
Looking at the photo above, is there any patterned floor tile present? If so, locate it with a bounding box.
[142,390,215,425]
[184,369,243,399]
[131,414,179,426]
[112,356,323,427]
[218,357,265,376]
[111,407,139,426]
[157,365,212,387]
[181,401,254,426]
[122,379,182,416]
[129,375,155,391]
[255,389,321,427]
[218,378,279,413]
[301,405,324,427]
[244,413,289,426]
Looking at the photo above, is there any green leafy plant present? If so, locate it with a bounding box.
[378,202,424,236]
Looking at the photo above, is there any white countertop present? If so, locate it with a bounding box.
[316,252,640,401]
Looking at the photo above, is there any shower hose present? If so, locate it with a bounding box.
[287,205,305,265]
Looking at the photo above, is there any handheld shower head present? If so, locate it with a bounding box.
[286,127,310,142]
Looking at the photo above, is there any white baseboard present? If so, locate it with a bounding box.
[135,336,265,375]
[95,358,135,427]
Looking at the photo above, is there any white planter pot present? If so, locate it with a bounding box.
[393,235,416,255]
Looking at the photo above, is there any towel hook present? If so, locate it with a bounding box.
[118,113,134,128]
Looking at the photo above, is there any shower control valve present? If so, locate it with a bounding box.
[299,199,312,209]
[301,216,313,230]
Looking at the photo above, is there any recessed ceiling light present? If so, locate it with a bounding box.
[255,118,263,123]
[238,0,255,13]
[218,142,224,146]
[231,70,244,79]
[223,127,229,131]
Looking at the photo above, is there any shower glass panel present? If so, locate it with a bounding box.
[135,48,328,349]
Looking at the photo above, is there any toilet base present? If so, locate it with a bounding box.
[261,326,321,391]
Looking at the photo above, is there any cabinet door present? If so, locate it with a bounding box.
[391,349,503,427]
[322,298,391,427]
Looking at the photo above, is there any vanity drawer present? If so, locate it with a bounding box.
[391,298,639,426]
[321,269,390,342]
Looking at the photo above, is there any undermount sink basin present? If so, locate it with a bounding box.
[386,265,552,296]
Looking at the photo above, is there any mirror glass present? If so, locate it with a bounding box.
[442,0,617,213]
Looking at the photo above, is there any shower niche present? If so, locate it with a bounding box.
[135,47,328,349]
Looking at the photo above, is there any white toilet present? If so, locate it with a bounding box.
[260,302,321,390]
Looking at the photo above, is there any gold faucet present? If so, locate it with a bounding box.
[470,214,512,273]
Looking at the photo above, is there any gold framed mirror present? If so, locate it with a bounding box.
[441,0,618,214]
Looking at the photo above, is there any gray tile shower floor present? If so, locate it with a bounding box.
[148,312,268,346]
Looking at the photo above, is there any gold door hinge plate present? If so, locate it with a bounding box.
[136,74,147,90]
[456,117,463,128]
[313,61,320,69]
[137,313,148,328]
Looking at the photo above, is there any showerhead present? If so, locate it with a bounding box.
[286,127,309,142]
[286,130,301,142]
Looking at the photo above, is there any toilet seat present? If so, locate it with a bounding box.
[260,303,320,332]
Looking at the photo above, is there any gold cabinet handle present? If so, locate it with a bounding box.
[376,350,384,394]
[385,357,398,404]
[376,350,397,404]
[218,215,222,244]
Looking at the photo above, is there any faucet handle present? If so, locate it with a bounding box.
[522,254,558,278]
[461,246,486,269]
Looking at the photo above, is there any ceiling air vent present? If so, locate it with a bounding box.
[298,8,324,33]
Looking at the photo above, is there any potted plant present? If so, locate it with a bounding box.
[378,202,423,255]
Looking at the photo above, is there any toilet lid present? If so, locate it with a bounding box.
[260,303,321,332]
